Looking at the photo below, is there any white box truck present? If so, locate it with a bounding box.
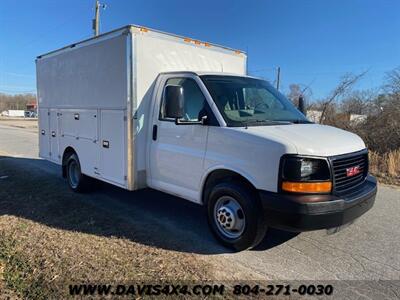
[7,110,25,117]
[36,25,377,251]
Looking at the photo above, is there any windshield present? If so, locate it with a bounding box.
[200,75,310,127]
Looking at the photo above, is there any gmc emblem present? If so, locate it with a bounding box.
[346,166,361,177]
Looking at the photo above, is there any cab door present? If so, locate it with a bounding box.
[149,75,210,202]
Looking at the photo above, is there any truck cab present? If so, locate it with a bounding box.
[147,71,376,250]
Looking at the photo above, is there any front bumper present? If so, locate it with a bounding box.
[259,175,377,232]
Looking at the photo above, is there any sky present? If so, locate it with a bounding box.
[0,0,399,99]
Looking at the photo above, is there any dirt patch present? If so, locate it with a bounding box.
[0,118,37,131]
[372,173,400,186]
[0,158,218,298]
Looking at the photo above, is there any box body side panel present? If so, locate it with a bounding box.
[36,34,130,189]
[36,34,128,109]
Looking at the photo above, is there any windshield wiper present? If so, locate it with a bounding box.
[286,119,313,124]
[255,119,292,124]
[243,120,292,127]
[241,119,301,128]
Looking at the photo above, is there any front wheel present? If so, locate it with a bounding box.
[207,182,268,251]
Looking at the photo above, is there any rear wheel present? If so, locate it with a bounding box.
[66,153,89,192]
[207,182,268,251]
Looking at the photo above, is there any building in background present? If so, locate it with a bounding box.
[26,100,37,112]
[307,110,322,123]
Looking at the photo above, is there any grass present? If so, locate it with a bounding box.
[0,248,21,299]
[369,150,400,185]
[0,157,215,298]
[0,234,46,299]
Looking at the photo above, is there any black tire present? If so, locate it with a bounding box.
[207,182,268,251]
[65,153,89,193]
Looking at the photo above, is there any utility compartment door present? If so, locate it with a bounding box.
[38,108,50,159]
[100,110,126,185]
[49,109,60,162]
[59,109,100,177]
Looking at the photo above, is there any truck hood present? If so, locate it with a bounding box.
[235,124,366,157]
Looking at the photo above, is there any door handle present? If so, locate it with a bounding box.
[152,125,158,141]
[102,140,110,148]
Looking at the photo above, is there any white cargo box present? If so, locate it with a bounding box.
[36,25,247,190]
[7,110,25,117]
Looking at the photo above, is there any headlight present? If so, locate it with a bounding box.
[281,156,332,193]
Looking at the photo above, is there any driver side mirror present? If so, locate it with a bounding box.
[165,85,184,119]
[298,95,305,115]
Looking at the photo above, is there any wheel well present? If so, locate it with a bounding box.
[62,147,76,178]
[202,169,257,205]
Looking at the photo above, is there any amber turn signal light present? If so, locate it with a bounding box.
[282,181,332,193]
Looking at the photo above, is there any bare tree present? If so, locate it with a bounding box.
[345,67,400,153]
[384,66,400,95]
[340,90,377,115]
[319,71,367,124]
[0,93,36,112]
[287,84,302,105]
[287,83,313,108]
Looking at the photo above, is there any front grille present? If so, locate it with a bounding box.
[330,150,368,194]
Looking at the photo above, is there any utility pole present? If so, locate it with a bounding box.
[92,1,106,36]
[276,66,281,91]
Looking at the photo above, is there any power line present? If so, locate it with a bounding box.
[248,67,276,73]
[0,88,36,94]
[0,71,35,78]
[0,83,36,94]
[0,83,35,88]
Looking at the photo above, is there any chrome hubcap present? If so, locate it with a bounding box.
[214,196,245,239]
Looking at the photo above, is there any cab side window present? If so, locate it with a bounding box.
[160,78,206,121]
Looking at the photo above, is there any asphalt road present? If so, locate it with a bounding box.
[1,123,399,284]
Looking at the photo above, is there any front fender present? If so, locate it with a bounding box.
[199,165,259,204]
